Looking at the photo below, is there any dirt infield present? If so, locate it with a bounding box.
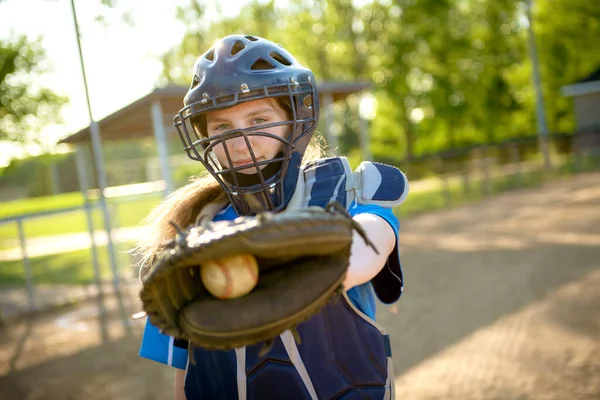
[1,172,599,400]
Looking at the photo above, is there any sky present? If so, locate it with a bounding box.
[0,0,245,166]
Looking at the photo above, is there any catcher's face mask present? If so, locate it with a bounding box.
[174,34,319,215]
[203,98,289,172]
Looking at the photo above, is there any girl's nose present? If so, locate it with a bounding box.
[229,132,251,154]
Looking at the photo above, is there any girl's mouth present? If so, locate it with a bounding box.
[232,158,263,169]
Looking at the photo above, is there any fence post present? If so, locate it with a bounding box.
[436,157,452,208]
[51,161,61,195]
[461,158,471,195]
[480,148,491,196]
[75,147,103,293]
[16,218,36,313]
[572,137,583,173]
[510,143,523,187]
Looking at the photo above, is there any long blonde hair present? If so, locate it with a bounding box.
[134,130,328,279]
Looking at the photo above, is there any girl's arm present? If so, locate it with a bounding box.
[174,369,186,400]
[342,213,396,290]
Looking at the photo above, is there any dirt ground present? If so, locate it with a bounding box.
[1,172,599,400]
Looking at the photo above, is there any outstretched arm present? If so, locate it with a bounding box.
[342,213,396,291]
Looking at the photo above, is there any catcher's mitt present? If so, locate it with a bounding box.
[139,201,378,354]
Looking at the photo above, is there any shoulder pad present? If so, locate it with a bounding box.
[352,161,409,207]
[301,156,353,209]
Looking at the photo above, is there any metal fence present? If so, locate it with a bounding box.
[0,205,101,313]
[391,131,600,214]
[1,131,600,322]
[0,186,165,323]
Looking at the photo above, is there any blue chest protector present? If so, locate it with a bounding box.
[184,157,407,400]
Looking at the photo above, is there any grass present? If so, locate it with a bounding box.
[0,242,136,286]
[0,195,162,249]
[0,191,86,219]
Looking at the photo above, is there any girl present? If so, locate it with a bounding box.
[137,34,408,400]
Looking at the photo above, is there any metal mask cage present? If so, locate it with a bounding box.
[200,128,289,188]
[173,79,318,213]
[175,80,316,153]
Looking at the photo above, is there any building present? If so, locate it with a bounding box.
[561,67,600,152]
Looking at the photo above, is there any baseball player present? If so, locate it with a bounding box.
[137,34,408,400]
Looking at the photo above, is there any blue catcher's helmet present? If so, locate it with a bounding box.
[174,34,319,215]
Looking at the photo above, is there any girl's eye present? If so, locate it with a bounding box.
[213,124,230,131]
[252,117,267,125]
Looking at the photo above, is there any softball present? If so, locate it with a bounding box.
[200,253,259,300]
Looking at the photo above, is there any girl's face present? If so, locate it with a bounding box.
[205,98,290,174]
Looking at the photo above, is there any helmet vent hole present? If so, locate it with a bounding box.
[302,95,313,109]
[205,49,215,61]
[245,35,259,42]
[231,41,246,56]
[250,58,276,70]
[269,52,292,66]
[191,75,200,89]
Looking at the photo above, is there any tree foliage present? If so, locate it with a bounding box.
[0,34,67,145]
[158,0,600,162]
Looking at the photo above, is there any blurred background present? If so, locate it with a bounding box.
[0,0,599,399]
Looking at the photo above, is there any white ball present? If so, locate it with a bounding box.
[200,254,259,299]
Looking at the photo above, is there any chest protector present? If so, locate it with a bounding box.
[184,157,407,400]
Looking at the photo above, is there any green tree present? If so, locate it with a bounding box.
[157,0,600,165]
[534,1,600,133]
[157,0,281,86]
[0,34,67,145]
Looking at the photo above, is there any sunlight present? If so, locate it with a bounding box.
[0,0,252,164]
[359,93,377,120]
[409,107,424,123]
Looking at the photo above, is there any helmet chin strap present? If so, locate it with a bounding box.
[219,152,284,215]
[219,151,303,215]
[220,157,283,187]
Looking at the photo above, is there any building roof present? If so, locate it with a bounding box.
[561,66,600,98]
[59,82,371,145]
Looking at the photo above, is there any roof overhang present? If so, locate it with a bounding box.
[59,81,371,145]
[561,80,600,98]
